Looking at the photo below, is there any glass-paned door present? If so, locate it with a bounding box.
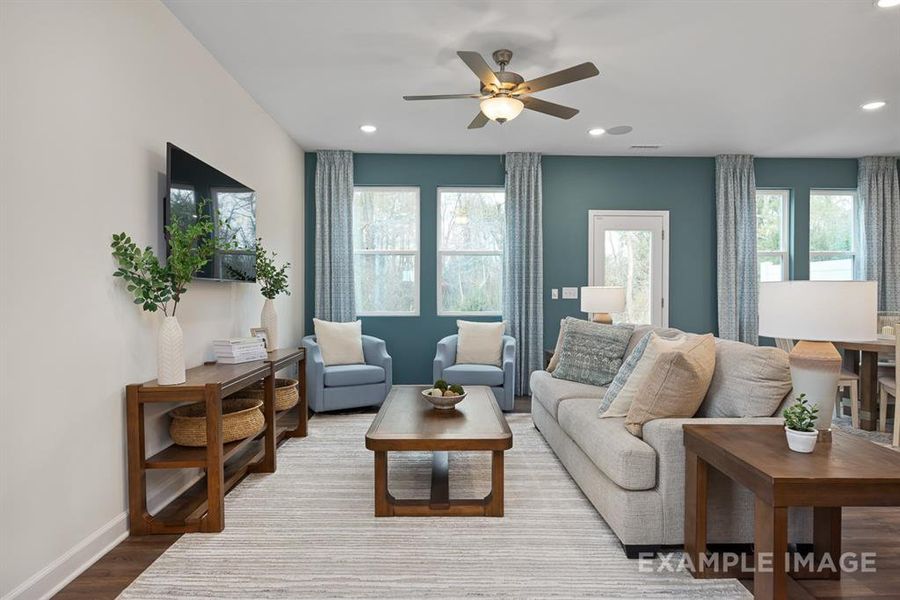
[589,211,669,326]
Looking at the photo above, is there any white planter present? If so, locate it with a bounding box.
[261,298,278,351]
[785,426,818,453]
[158,315,186,385]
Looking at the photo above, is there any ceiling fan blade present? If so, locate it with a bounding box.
[457,51,500,88]
[521,96,579,119]
[516,62,599,94]
[467,111,489,129]
[403,93,481,101]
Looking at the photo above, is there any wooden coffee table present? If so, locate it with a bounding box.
[683,424,900,600]
[365,385,512,517]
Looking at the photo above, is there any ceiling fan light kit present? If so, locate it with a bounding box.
[404,49,600,129]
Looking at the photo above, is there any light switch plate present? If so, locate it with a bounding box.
[562,287,578,299]
[551,288,559,299]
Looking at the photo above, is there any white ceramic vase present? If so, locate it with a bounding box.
[261,298,278,351]
[785,427,818,453]
[158,315,186,385]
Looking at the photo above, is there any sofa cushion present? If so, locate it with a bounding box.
[599,331,652,414]
[625,324,684,358]
[558,398,657,491]
[697,339,792,418]
[553,318,634,387]
[323,364,385,387]
[530,370,606,420]
[546,318,568,372]
[442,364,504,386]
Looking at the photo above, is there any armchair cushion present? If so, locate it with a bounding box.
[442,364,504,386]
[323,364,385,387]
[313,319,364,366]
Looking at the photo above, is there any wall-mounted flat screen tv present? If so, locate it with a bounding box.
[165,142,256,282]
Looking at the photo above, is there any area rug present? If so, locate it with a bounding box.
[119,413,750,599]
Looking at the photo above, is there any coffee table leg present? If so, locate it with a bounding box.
[485,450,504,517]
[814,507,842,580]
[430,451,450,510]
[754,497,788,600]
[684,449,708,577]
[374,451,392,516]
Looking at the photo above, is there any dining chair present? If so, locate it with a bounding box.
[877,332,898,446]
[774,337,860,428]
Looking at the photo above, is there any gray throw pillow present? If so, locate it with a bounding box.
[552,318,634,387]
[598,332,651,414]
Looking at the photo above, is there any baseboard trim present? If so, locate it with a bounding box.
[1,512,128,600]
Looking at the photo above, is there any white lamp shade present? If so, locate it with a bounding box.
[758,281,877,342]
[580,286,626,314]
[479,97,524,123]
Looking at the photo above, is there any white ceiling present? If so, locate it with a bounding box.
[164,0,900,157]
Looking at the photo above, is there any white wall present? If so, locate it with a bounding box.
[0,1,305,597]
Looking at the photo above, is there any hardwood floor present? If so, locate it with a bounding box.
[53,397,900,600]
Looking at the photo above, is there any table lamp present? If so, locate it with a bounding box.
[759,281,877,437]
[581,286,626,324]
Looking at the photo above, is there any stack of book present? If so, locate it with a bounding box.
[213,338,267,364]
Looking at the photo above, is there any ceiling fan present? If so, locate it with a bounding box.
[404,49,600,129]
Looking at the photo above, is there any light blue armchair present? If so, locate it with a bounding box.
[302,334,392,412]
[433,335,516,411]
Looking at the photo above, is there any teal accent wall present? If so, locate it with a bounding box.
[305,153,861,384]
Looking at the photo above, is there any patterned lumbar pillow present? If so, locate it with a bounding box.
[552,317,634,387]
[598,331,652,415]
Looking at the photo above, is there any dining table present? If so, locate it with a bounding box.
[832,337,895,431]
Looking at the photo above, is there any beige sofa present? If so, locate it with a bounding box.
[531,325,812,557]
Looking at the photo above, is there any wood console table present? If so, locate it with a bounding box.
[126,348,306,535]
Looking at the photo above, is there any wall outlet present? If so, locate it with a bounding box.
[562,287,579,299]
[551,288,559,299]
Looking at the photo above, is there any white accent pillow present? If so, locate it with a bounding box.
[456,320,505,366]
[313,319,365,366]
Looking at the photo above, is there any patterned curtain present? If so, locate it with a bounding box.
[715,154,759,344]
[314,150,356,322]
[503,152,544,395]
[858,156,900,311]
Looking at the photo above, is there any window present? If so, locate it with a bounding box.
[756,190,790,281]
[437,187,505,315]
[352,187,420,316]
[809,190,858,281]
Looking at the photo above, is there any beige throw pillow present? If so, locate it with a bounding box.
[624,334,716,437]
[456,320,504,366]
[601,333,688,418]
[546,318,567,372]
[313,318,365,366]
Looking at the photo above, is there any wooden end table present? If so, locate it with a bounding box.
[365,385,512,517]
[683,424,900,600]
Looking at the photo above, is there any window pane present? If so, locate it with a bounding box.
[354,254,417,313]
[440,254,502,313]
[756,192,784,252]
[353,189,418,251]
[604,230,651,325]
[759,255,784,282]
[810,193,854,252]
[439,190,505,251]
[810,255,854,281]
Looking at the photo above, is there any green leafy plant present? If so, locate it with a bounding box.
[255,238,291,300]
[782,393,818,432]
[111,207,230,316]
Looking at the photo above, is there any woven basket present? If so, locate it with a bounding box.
[169,397,264,447]
[239,378,299,412]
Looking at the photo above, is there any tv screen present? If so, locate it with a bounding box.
[165,143,256,282]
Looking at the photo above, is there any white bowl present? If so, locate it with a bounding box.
[421,390,466,410]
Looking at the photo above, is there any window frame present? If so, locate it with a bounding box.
[756,189,791,282]
[808,188,858,281]
[436,186,506,317]
[352,185,421,317]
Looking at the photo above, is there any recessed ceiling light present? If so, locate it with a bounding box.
[360,124,377,133]
[875,0,900,8]
[588,128,606,136]
[861,101,886,111]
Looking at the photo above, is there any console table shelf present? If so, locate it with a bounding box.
[126,347,306,535]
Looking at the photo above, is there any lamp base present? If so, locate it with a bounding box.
[591,312,613,325]
[788,340,842,440]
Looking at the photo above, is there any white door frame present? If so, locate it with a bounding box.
[587,209,670,327]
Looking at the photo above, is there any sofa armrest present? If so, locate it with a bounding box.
[433,335,458,381]
[362,335,392,389]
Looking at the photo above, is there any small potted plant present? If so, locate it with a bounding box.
[255,238,291,351]
[782,393,819,453]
